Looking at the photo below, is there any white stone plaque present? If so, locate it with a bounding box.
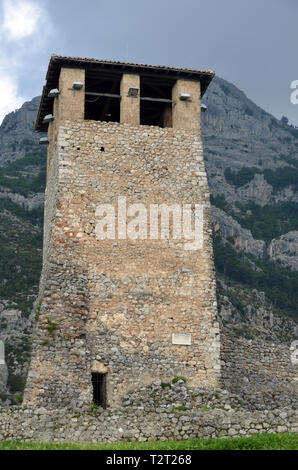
[0,340,4,365]
[172,333,192,346]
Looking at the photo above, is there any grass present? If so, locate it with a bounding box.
[0,433,297,450]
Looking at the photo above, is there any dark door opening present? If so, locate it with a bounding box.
[92,372,107,408]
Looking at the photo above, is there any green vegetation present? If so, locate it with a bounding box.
[269,118,280,129]
[0,393,9,401]
[224,165,298,192]
[263,167,298,191]
[280,155,298,169]
[0,148,45,399]
[244,105,254,117]
[210,193,230,212]
[7,374,26,394]
[213,233,298,319]
[219,83,231,95]
[44,316,58,334]
[285,126,298,139]
[0,214,42,314]
[173,405,187,412]
[35,301,42,322]
[211,193,298,243]
[0,150,46,197]
[0,197,44,224]
[0,433,296,450]
[161,382,171,389]
[235,201,298,242]
[5,339,31,369]
[90,402,100,411]
[224,167,261,187]
[172,376,187,383]
[14,393,23,404]
[0,150,45,315]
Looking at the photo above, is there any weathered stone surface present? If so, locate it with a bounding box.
[1,383,297,443]
[221,328,298,410]
[24,65,220,408]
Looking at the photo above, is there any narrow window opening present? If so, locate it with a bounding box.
[140,77,174,128]
[85,71,121,123]
[92,372,107,408]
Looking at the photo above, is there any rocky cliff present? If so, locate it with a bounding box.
[0,98,45,404]
[0,76,297,404]
[202,77,298,325]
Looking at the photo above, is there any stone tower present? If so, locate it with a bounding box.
[24,55,220,408]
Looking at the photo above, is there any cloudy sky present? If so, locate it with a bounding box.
[0,0,297,125]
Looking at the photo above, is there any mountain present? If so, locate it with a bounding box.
[0,98,46,404]
[201,77,298,326]
[0,78,297,404]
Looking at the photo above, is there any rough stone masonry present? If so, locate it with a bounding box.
[23,56,220,408]
[2,382,298,442]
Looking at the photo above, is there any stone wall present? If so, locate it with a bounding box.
[1,407,296,443]
[1,382,297,443]
[220,329,298,410]
[24,119,220,408]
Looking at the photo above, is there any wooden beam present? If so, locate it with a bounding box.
[85,92,121,99]
[85,92,172,103]
[140,96,173,104]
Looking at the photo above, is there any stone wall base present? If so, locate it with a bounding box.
[0,383,297,443]
[0,407,296,443]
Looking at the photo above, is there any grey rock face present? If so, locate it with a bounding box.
[202,76,297,162]
[0,97,41,167]
[202,76,298,310]
[0,97,44,404]
[0,189,44,211]
[269,231,298,270]
[202,75,298,210]
[236,174,273,207]
[212,206,265,258]
[203,76,298,210]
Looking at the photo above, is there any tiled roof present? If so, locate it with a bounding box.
[46,54,215,78]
